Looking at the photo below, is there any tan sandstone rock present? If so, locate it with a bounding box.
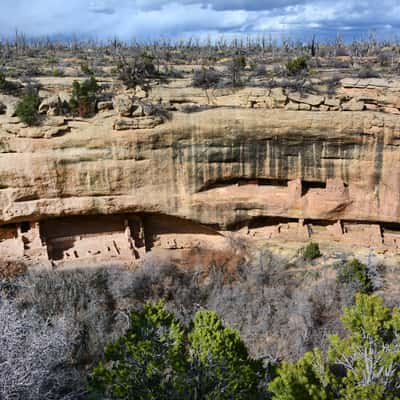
[113,95,133,117]
[270,88,287,108]
[287,92,325,107]
[38,95,61,115]
[113,116,163,130]
[97,101,114,111]
[342,98,365,111]
[1,107,400,261]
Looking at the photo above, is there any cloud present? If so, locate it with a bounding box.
[89,1,116,14]
[135,0,303,11]
[0,0,399,41]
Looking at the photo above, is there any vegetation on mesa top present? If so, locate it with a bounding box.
[0,33,396,125]
[69,77,100,118]
[0,34,398,129]
[15,87,40,126]
[0,31,397,86]
[0,70,20,93]
[11,76,101,124]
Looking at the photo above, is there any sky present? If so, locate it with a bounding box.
[1,0,400,42]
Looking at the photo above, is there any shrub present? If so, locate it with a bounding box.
[302,242,321,261]
[69,77,99,118]
[335,47,349,57]
[355,66,380,79]
[378,51,393,67]
[269,350,333,400]
[269,294,400,400]
[164,66,184,79]
[285,56,308,76]
[47,55,58,65]
[80,61,94,76]
[0,71,19,93]
[89,301,265,400]
[52,68,64,77]
[192,67,221,88]
[117,52,159,91]
[252,63,267,76]
[337,259,373,294]
[0,300,84,400]
[0,71,7,88]
[228,54,247,86]
[15,88,40,126]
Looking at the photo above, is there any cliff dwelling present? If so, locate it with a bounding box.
[0,176,399,264]
[1,209,400,264]
[0,213,227,264]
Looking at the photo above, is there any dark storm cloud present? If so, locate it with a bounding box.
[0,0,399,40]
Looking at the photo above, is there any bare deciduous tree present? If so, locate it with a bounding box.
[0,300,86,400]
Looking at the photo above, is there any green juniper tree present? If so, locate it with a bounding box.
[89,301,266,400]
[15,87,40,126]
[69,77,99,118]
[269,294,400,400]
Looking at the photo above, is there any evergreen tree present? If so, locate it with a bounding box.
[89,302,265,400]
[269,294,400,400]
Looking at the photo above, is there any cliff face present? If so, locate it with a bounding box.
[1,88,400,262]
[1,108,400,222]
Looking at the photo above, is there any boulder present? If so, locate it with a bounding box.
[131,104,144,117]
[142,102,157,116]
[6,101,17,117]
[287,92,325,107]
[113,95,133,117]
[383,107,400,115]
[270,88,287,108]
[378,95,400,109]
[16,124,69,139]
[299,103,311,111]
[97,101,114,111]
[0,102,5,114]
[365,104,379,111]
[59,92,72,105]
[324,97,341,108]
[0,95,19,118]
[285,102,299,111]
[341,78,390,89]
[38,95,61,115]
[113,116,163,130]
[135,86,147,99]
[342,99,365,111]
[43,116,66,127]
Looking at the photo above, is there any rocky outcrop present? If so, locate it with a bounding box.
[113,116,163,130]
[150,78,400,115]
[1,116,69,138]
[38,94,62,115]
[111,95,166,130]
[113,94,134,117]
[2,86,400,261]
[0,94,19,117]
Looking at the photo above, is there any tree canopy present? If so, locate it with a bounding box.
[89,301,265,400]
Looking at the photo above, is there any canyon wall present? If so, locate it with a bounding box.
[1,88,400,261]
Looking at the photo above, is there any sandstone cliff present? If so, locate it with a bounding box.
[1,79,400,263]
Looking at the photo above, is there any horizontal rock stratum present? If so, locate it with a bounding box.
[1,105,400,262]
